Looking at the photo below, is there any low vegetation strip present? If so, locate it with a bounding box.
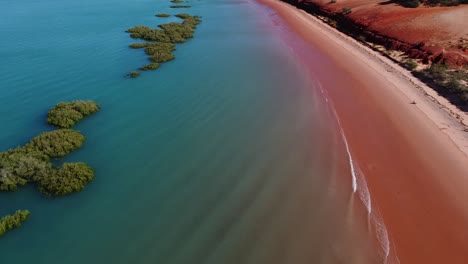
[37,162,94,196]
[412,64,468,104]
[126,13,201,77]
[47,100,100,129]
[26,129,85,158]
[170,5,191,8]
[399,0,468,8]
[0,210,30,237]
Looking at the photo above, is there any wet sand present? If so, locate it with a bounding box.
[256,0,468,263]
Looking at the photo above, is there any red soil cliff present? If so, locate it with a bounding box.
[285,0,468,66]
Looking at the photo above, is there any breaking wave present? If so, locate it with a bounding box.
[314,81,399,264]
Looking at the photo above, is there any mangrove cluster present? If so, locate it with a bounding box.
[0,100,100,237]
[155,13,171,18]
[170,5,191,8]
[0,210,30,236]
[170,0,190,7]
[47,100,100,128]
[37,162,94,196]
[126,12,201,77]
[0,101,99,195]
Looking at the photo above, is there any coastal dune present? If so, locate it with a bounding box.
[255,0,468,263]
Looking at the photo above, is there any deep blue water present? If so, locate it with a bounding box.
[0,0,379,263]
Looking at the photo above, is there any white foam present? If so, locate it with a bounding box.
[355,167,372,214]
[339,129,358,192]
[314,80,400,263]
[372,208,391,260]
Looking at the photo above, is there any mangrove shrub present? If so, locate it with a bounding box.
[26,129,85,158]
[156,13,171,17]
[36,162,94,196]
[47,100,100,129]
[140,63,161,71]
[126,15,201,43]
[0,210,30,236]
[170,5,191,8]
[1,100,97,193]
[129,71,141,78]
[127,26,171,42]
[0,147,51,191]
[126,14,201,75]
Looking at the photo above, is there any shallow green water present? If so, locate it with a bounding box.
[0,0,380,263]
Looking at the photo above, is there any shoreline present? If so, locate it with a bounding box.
[256,0,468,263]
[258,0,468,157]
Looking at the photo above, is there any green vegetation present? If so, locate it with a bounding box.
[426,0,468,6]
[140,63,160,71]
[47,100,100,128]
[26,129,85,158]
[342,7,352,14]
[126,15,200,43]
[144,42,176,54]
[400,0,421,7]
[170,5,191,8]
[1,100,99,238]
[156,13,171,18]
[181,14,202,27]
[175,13,191,19]
[403,59,418,71]
[37,163,94,196]
[1,101,98,196]
[0,147,51,191]
[171,0,184,3]
[129,43,149,49]
[126,14,201,76]
[0,130,89,193]
[399,0,467,7]
[0,210,30,236]
[159,23,196,42]
[144,42,176,62]
[127,26,168,41]
[129,71,141,78]
[413,64,468,104]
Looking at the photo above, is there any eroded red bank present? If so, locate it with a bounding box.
[281,0,468,66]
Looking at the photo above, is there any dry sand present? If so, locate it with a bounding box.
[256,0,468,263]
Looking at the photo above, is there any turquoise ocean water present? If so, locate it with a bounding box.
[0,0,381,263]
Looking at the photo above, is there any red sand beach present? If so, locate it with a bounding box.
[256,0,468,263]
